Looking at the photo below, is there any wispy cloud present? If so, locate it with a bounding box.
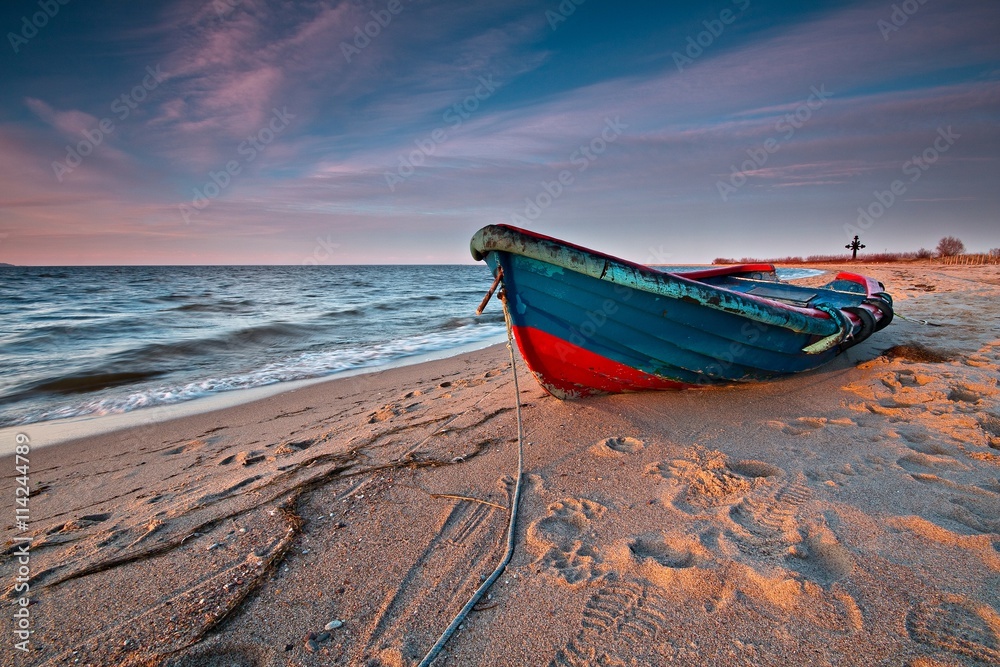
[143,3,351,168]
[24,98,99,138]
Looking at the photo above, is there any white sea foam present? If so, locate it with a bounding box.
[7,324,505,425]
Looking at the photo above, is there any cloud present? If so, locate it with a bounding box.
[24,98,100,139]
[145,2,355,169]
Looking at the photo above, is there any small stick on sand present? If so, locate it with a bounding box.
[429,493,507,511]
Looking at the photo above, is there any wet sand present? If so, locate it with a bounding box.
[2,263,999,666]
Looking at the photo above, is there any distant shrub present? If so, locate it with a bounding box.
[712,257,737,265]
[867,252,906,262]
[750,256,804,264]
[915,248,933,259]
[936,236,965,257]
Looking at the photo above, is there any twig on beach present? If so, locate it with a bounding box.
[392,482,508,511]
[429,493,507,511]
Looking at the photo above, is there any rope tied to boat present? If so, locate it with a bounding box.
[842,305,877,346]
[802,304,853,354]
[418,279,525,667]
[869,289,940,327]
[895,312,944,327]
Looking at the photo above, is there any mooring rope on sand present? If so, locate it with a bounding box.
[417,288,526,667]
[895,312,944,326]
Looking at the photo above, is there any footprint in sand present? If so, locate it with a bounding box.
[590,436,644,457]
[896,427,950,453]
[368,401,425,423]
[805,456,889,487]
[979,414,1000,449]
[527,498,606,586]
[645,447,779,510]
[48,512,112,534]
[904,471,1000,534]
[786,525,854,586]
[368,403,402,423]
[947,495,1000,535]
[889,515,1000,571]
[234,451,265,466]
[613,532,728,600]
[907,594,1000,664]
[894,369,934,387]
[627,533,697,569]
[725,475,855,586]
[728,478,811,557]
[549,576,675,667]
[727,460,783,479]
[948,383,993,405]
[272,438,314,456]
[897,450,969,474]
[162,439,207,456]
[768,417,854,437]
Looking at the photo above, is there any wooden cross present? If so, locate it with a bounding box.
[845,235,866,260]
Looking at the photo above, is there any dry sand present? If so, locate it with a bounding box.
[2,263,999,667]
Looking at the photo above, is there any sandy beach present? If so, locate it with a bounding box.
[3,262,999,667]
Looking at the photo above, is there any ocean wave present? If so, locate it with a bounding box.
[114,322,322,363]
[3,317,150,349]
[0,370,166,402]
[154,293,199,302]
[169,299,256,313]
[435,312,505,331]
[322,307,365,318]
[2,321,327,393]
[371,294,453,311]
[1,324,506,426]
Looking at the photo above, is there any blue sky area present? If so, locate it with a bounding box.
[1,0,997,264]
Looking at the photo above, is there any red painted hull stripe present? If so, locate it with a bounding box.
[511,325,691,396]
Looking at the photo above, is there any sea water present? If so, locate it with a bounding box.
[0,264,821,426]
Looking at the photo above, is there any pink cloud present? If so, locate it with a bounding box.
[146,2,356,170]
[24,98,100,139]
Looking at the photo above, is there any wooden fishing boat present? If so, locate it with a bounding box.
[471,224,893,399]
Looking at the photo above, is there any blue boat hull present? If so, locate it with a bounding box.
[471,225,893,398]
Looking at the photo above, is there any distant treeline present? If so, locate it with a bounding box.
[713,249,1000,265]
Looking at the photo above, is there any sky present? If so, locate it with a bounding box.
[1,0,998,265]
